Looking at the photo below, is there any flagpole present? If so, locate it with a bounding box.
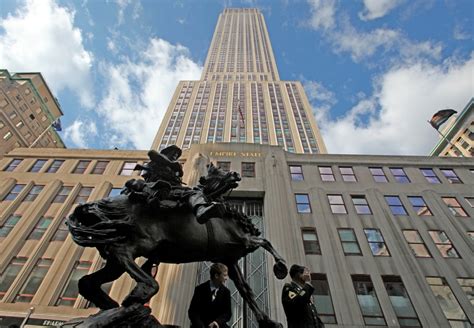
[29,121,55,148]
[427,121,464,157]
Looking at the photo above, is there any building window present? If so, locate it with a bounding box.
[73,160,91,174]
[420,168,441,183]
[456,278,474,306]
[52,186,73,203]
[311,274,337,324]
[426,277,470,327]
[241,162,255,177]
[382,276,421,327]
[120,162,136,176]
[0,257,28,299]
[402,230,431,258]
[91,161,109,174]
[364,229,390,256]
[289,165,303,181]
[3,184,26,201]
[319,166,335,182]
[390,167,410,183]
[468,232,474,242]
[338,228,362,255]
[216,161,231,172]
[440,169,462,184]
[56,261,92,306]
[295,194,311,213]
[14,258,53,303]
[108,188,122,197]
[368,168,387,183]
[428,231,460,258]
[4,159,22,172]
[52,217,69,242]
[73,187,93,204]
[442,197,468,217]
[27,216,53,240]
[466,197,474,209]
[408,196,432,216]
[385,196,408,215]
[351,195,372,214]
[340,167,356,182]
[0,215,21,238]
[3,131,12,140]
[352,275,387,326]
[29,159,47,172]
[46,160,64,173]
[327,195,347,214]
[24,185,44,202]
[301,229,321,254]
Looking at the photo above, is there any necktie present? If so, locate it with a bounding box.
[212,288,218,302]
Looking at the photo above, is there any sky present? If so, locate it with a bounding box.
[0,0,472,155]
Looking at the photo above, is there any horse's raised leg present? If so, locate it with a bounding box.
[251,237,288,279]
[116,254,159,307]
[226,262,283,328]
[78,260,124,310]
[126,259,159,305]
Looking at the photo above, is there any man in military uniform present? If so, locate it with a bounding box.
[282,264,324,328]
[130,145,224,223]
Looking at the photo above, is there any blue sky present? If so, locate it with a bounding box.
[0,0,472,155]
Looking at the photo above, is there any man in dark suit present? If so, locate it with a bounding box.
[188,263,232,328]
[282,264,324,328]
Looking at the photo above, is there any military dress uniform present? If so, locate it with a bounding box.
[282,281,324,328]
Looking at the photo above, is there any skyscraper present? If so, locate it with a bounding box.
[152,8,327,154]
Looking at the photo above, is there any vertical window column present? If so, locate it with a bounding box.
[311,274,337,324]
[352,275,387,326]
[382,276,421,327]
[426,277,470,327]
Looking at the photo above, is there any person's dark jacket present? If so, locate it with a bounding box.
[282,281,324,328]
[188,281,232,328]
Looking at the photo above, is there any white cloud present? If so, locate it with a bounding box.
[307,0,337,30]
[0,0,93,107]
[97,38,202,149]
[306,3,442,64]
[63,119,98,148]
[0,0,94,108]
[359,0,403,21]
[114,0,141,25]
[301,78,337,116]
[315,54,474,155]
[453,23,470,41]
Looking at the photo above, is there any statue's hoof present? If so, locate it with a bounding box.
[273,261,288,280]
[257,319,283,328]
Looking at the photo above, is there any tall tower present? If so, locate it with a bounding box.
[151,8,327,154]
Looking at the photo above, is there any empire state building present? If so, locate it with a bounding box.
[152,8,327,154]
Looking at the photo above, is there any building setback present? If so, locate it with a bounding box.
[0,70,65,157]
[0,8,473,328]
[151,8,326,154]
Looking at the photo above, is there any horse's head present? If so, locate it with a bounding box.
[66,196,134,247]
[69,203,102,228]
[199,163,241,198]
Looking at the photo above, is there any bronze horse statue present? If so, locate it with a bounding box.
[67,163,288,327]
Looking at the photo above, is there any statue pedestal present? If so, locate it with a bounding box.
[61,304,163,328]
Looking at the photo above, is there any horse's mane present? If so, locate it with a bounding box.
[224,205,261,237]
[67,197,134,247]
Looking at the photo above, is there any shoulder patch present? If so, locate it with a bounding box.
[288,291,297,299]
